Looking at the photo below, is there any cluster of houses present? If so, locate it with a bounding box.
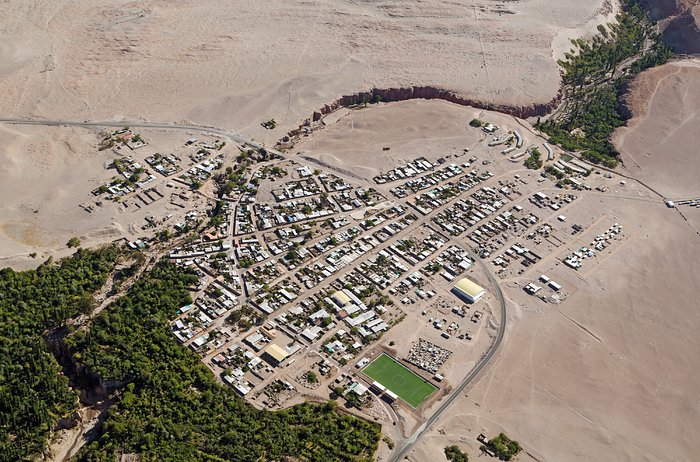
[292,228,364,288]
[431,186,506,240]
[92,156,157,199]
[234,201,255,235]
[524,274,563,296]
[420,245,474,282]
[529,191,577,212]
[318,173,352,192]
[564,223,624,270]
[357,252,410,291]
[157,149,514,407]
[549,157,591,177]
[253,197,337,230]
[179,157,221,187]
[103,128,148,151]
[372,156,437,184]
[211,325,303,398]
[467,203,537,258]
[410,170,493,215]
[172,275,239,346]
[390,162,466,198]
[272,178,320,201]
[246,179,384,233]
[251,277,302,315]
[235,237,270,267]
[145,152,181,176]
[169,232,233,261]
[334,187,380,212]
[491,242,543,270]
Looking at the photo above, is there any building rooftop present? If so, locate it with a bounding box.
[332,290,352,307]
[454,277,485,298]
[264,344,289,363]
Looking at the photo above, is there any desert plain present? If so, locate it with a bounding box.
[1,1,699,461]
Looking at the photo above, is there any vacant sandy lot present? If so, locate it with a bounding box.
[614,59,700,199]
[295,100,488,179]
[0,0,614,142]
[0,124,120,267]
[294,99,540,179]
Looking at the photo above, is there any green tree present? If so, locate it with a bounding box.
[66,261,381,461]
[0,246,120,460]
[306,371,318,383]
[445,445,469,462]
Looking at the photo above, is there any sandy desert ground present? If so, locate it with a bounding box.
[0,0,616,142]
[409,194,700,462]
[0,124,120,267]
[614,59,700,199]
[0,0,619,265]
[1,2,699,461]
[294,99,492,179]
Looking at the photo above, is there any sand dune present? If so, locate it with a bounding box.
[0,0,613,141]
[614,59,700,199]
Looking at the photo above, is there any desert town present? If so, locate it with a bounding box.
[1,1,699,461]
[29,100,684,461]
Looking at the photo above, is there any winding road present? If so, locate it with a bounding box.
[389,249,507,461]
[0,115,510,461]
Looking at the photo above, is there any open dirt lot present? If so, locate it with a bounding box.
[0,124,121,268]
[294,99,535,179]
[0,0,615,144]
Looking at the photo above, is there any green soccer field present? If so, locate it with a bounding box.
[361,354,437,407]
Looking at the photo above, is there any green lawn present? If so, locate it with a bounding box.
[362,354,436,407]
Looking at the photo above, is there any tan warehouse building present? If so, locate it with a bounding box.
[452,277,486,303]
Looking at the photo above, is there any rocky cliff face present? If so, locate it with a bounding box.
[639,0,700,54]
[310,86,560,123]
[278,85,560,146]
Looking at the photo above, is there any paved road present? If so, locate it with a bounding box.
[389,250,507,461]
[0,116,274,154]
